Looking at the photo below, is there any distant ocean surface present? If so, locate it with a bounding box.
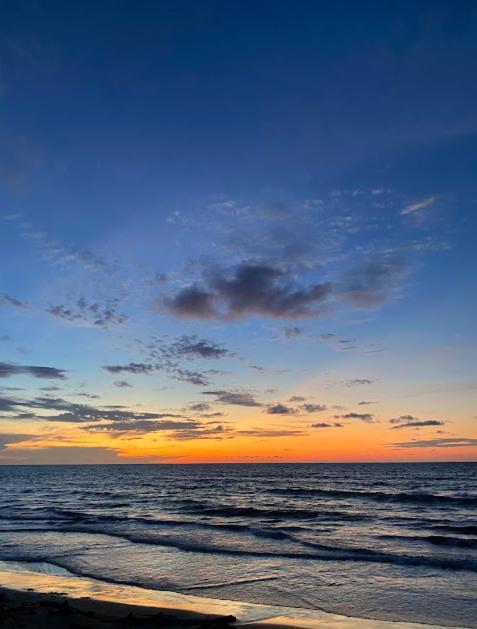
[0,463,476,627]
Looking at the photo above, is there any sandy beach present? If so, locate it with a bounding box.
[0,563,462,629]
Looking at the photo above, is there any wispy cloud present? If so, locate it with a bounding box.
[392,437,477,449]
[390,419,444,430]
[401,196,437,216]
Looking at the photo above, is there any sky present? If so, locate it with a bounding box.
[0,0,476,464]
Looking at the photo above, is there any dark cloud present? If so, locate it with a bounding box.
[172,369,210,386]
[0,396,21,411]
[0,362,66,380]
[166,286,216,319]
[0,433,36,450]
[105,335,230,387]
[344,378,375,387]
[317,333,358,351]
[390,419,444,430]
[48,297,128,328]
[301,403,327,413]
[113,381,132,388]
[0,335,12,342]
[288,395,306,402]
[237,428,305,438]
[312,422,344,428]
[200,412,224,418]
[1,394,184,424]
[168,335,230,360]
[103,363,155,375]
[282,326,303,338]
[166,264,331,320]
[189,402,211,412]
[202,389,262,407]
[392,438,477,449]
[389,415,418,424]
[82,420,201,434]
[169,424,230,441]
[337,412,375,422]
[266,403,297,415]
[0,294,29,310]
[357,400,376,406]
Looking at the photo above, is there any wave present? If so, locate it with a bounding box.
[1,521,476,574]
[379,534,477,549]
[176,501,371,521]
[272,487,477,507]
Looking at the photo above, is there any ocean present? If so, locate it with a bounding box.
[0,463,475,627]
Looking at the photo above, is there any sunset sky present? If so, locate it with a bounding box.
[1,1,476,464]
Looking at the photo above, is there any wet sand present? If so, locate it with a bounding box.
[0,564,461,629]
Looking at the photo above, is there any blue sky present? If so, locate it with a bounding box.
[0,0,476,463]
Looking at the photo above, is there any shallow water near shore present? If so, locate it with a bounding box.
[0,463,475,627]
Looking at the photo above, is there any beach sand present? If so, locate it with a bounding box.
[0,563,462,629]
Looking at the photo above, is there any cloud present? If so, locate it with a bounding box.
[166,286,216,319]
[188,402,211,412]
[311,422,343,428]
[390,419,444,430]
[301,403,327,413]
[343,378,375,387]
[401,196,437,216]
[289,395,306,402]
[317,333,358,351]
[202,389,262,407]
[337,412,375,422]
[172,368,210,386]
[265,403,297,415]
[340,255,407,308]
[388,415,418,424]
[0,335,12,342]
[0,446,164,464]
[0,433,36,450]
[82,419,201,434]
[357,400,375,406]
[103,363,155,375]
[0,294,29,310]
[282,326,303,338]
[169,424,231,441]
[167,335,230,360]
[392,438,477,449]
[237,428,305,438]
[0,362,67,380]
[104,335,231,386]
[1,394,184,424]
[166,264,331,320]
[48,297,128,328]
[113,381,132,388]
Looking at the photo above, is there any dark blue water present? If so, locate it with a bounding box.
[0,463,476,627]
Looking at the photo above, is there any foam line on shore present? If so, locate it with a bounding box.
[0,560,462,629]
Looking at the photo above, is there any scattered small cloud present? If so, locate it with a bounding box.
[336,412,375,422]
[265,403,297,415]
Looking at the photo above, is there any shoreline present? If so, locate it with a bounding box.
[0,561,464,629]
